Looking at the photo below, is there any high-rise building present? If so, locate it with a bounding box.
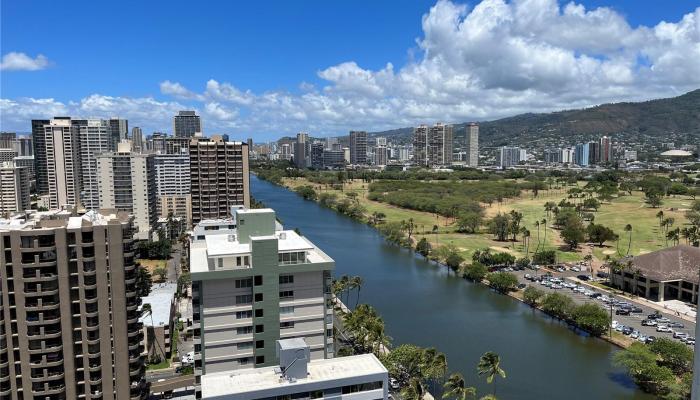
[79,119,112,210]
[108,118,129,149]
[310,141,324,169]
[190,208,335,386]
[0,162,30,214]
[321,149,345,169]
[31,119,51,195]
[0,149,16,163]
[131,127,144,153]
[174,110,202,138]
[575,143,590,167]
[35,118,83,209]
[189,136,250,224]
[349,131,367,165]
[13,136,33,157]
[154,149,191,222]
[429,123,453,166]
[13,156,35,181]
[0,210,146,399]
[600,136,613,164]
[588,141,600,165]
[467,123,479,167]
[543,149,561,164]
[0,132,16,149]
[412,125,429,167]
[374,145,388,166]
[294,132,309,169]
[498,146,522,168]
[149,135,190,155]
[97,141,157,240]
[375,136,387,147]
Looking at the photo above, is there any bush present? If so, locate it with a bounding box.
[648,338,694,375]
[295,185,318,200]
[486,272,519,293]
[571,303,610,336]
[523,286,545,306]
[532,250,556,265]
[415,238,432,257]
[462,263,488,282]
[541,293,576,320]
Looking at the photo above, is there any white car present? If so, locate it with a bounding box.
[571,266,581,272]
[656,325,672,333]
[673,332,689,339]
[630,331,639,339]
[611,320,619,329]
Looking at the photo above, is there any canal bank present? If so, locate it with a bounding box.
[252,175,652,399]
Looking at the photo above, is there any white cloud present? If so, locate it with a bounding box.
[1,52,50,71]
[1,1,699,138]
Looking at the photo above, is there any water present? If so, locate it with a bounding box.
[252,175,651,399]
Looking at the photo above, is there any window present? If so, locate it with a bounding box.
[279,290,294,299]
[254,276,263,286]
[254,293,263,302]
[236,326,253,335]
[235,310,252,319]
[238,357,252,366]
[280,306,294,315]
[236,257,242,267]
[235,295,252,305]
[255,340,264,349]
[254,309,263,318]
[235,278,253,288]
[279,275,294,285]
[255,324,264,333]
[244,256,250,266]
[217,258,223,269]
[280,322,295,330]
[255,355,264,365]
[237,342,253,350]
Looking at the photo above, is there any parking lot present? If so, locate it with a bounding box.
[510,268,696,346]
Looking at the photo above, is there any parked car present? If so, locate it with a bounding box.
[389,378,400,390]
[524,274,532,280]
[686,338,695,346]
[616,309,630,316]
[577,274,591,281]
[630,307,643,314]
[622,327,634,335]
[642,319,658,327]
[645,336,656,343]
[647,313,661,320]
[673,331,689,339]
[656,317,671,324]
[630,331,640,339]
[517,283,527,290]
[668,322,685,329]
[571,266,581,272]
[556,267,565,273]
[656,325,672,333]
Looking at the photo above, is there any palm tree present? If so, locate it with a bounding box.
[534,221,541,255]
[442,373,476,400]
[141,303,165,363]
[433,225,439,245]
[656,210,664,227]
[351,276,364,308]
[540,219,547,252]
[583,254,593,273]
[520,227,530,257]
[402,378,425,400]
[477,352,506,397]
[624,224,633,256]
[338,275,351,306]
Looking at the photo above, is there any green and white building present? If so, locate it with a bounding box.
[190,208,335,392]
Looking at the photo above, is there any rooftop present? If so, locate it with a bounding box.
[0,209,131,231]
[631,245,700,283]
[200,353,386,398]
[139,283,177,327]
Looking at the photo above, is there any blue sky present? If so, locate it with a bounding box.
[2,0,699,140]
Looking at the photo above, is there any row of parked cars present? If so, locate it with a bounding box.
[612,320,655,343]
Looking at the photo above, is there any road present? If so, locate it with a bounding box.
[511,268,696,344]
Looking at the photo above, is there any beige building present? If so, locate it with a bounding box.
[139,283,177,363]
[189,136,249,224]
[97,142,157,241]
[38,118,82,209]
[0,209,146,400]
[158,194,192,222]
[0,162,30,215]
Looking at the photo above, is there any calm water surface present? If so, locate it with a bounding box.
[252,176,651,400]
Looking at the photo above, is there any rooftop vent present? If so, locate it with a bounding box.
[227,234,236,242]
[279,232,287,240]
[276,338,310,381]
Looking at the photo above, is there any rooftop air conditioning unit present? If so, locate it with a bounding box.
[227,234,236,242]
[279,232,286,240]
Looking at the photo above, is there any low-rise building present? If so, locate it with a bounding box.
[611,245,700,303]
[139,283,178,364]
[200,339,388,400]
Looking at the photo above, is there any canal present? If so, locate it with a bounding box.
[251,175,651,399]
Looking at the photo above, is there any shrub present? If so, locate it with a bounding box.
[486,272,519,293]
[523,286,545,306]
[462,263,488,282]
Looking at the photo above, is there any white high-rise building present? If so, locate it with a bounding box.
[467,123,479,167]
[97,141,157,240]
[154,149,191,221]
[41,118,82,209]
[498,146,521,168]
[131,126,144,152]
[374,145,388,166]
[0,162,30,214]
[79,119,111,210]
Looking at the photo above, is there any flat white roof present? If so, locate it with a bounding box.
[139,283,176,327]
[201,353,386,397]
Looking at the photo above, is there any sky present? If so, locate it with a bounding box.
[1,0,699,141]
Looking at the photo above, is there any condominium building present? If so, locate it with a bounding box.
[543,149,561,164]
[131,127,144,153]
[295,133,309,169]
[467,122,479,167]
[600,136,613,163]
[33,118,83,210]
[0,210,146,400]
[158,195,192,222]
[79,120,112,210]
[575,143,590,167]
[174,111,202,138]
[413,125,429,167]
[150,135,191,155]
[108,118,129,150]
[349,131,367,165]
[0,149,16,163]
[0,163,31,215]
[200,339,387,400]
[0,132,15,149]
[413,123,453,167]
[13,156,35,181]
[498,146,522,168]
[321,150,345,169]
[310,142,324,169]
[189,136,250,224]
[154,150,191,222]
[374,145,388,166]
[97,142,157,240]
[139,283,177,363]
[190,208,335,384]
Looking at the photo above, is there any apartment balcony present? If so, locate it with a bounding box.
[87,362,102,372]
[27,340,62,355]
[24,283,59,297]
[26,313,61,326]
[32,382,66,395]
[83,263,97,276]
[30,369,65,382]
[25,299,60,312]
[30,353,63,368]
[129,364,145,377]
[27,326,61,340]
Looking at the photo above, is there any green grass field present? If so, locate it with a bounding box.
[283,178,694,265]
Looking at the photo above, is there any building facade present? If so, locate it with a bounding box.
[79,120,112,210]
[0,210,146,400]
[467,123,479,167]
[349,131,367,165]
[294,133,309,169]
[189,136,250,224]
[97,142,157,240]
[131,127,143,153]
[35,118,83,210]
[0,163,31,214]
[190,208,335,383]
[498,146,522,168]
[108,118,129,150]
[174,111,202,138]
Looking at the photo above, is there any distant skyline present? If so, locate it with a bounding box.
[1,0,699,141]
